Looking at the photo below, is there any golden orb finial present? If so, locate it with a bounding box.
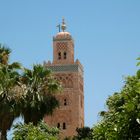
[61,18,66,32]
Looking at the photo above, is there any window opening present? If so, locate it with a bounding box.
[57,123,60,128]
[63,123,66,129]
[64,52,67,59]
[58,52,61,59]
[64,99,67,106]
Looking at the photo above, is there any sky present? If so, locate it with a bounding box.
[0,0,140,129]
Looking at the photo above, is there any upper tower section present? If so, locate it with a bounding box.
[53,18,74,65]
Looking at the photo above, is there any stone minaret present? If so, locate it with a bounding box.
[44,19,84,139]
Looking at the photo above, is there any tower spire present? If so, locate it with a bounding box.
[61,18,66,32]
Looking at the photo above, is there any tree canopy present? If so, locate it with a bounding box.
[12,121,59,140]
[73,127,93,140]
[19,64,61,125]
[92,58,140,139]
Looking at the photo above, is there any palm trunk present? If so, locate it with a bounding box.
[1,130,7,140]
[1,113,14,140]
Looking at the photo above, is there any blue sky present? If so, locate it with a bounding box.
[0,0,140,128]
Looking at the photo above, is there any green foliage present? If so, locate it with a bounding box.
[136,57,140,66]
[12,121,59,140]
[92,73,140,139]
[92,59,140,139]
[0,44,11,65]
[64,137,73,140]
[73,127,93,140]
[0,44,22,140]
[0,45,61,140]
[20,64,61,124]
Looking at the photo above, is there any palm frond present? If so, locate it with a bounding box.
[9,62,22,69]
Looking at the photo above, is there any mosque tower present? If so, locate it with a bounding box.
[44,19,84,138]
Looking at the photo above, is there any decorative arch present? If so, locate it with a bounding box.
[67,79,73,88]
[62,78,66,88]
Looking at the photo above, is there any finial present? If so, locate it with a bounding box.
[61,18,66,32]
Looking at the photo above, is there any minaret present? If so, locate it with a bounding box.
[44,19,84,139]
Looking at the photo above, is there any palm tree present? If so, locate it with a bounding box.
[0,63,21,140]
[0,44,22,140]
[0,44,61,139]
[0,44,11,65]
[20,64,61,125]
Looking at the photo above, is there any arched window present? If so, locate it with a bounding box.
[58,52,61,60]
[63,123,66,129]
[68,79,73,88]
[64,52,67,59]
[57,123,60,128]
[64,99,67,106]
